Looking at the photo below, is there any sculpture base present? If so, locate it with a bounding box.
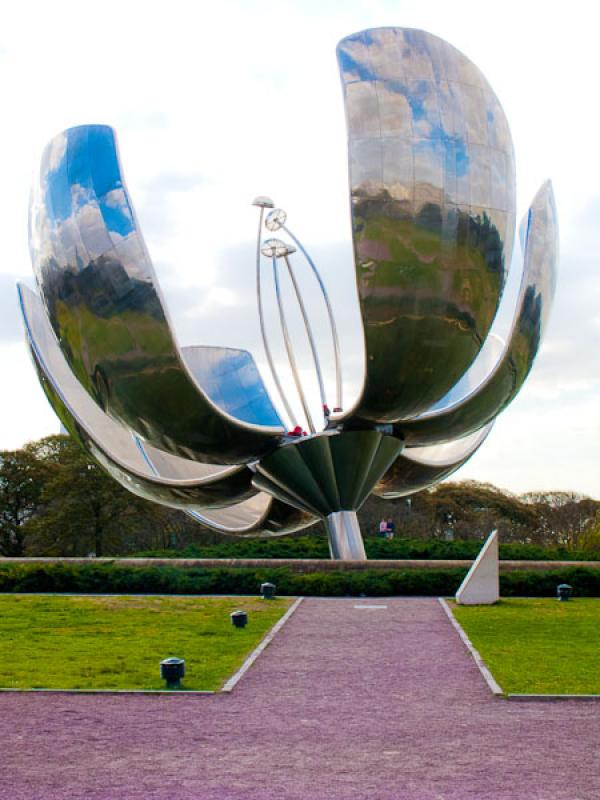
[325,511,367,561]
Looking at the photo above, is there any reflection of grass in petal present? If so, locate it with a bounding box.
[107,367,216,439]
[360,316,479,417]
[55,299,178,409]
[351,208,505,416]
[359,214,502,325]
[56,301,173,369]
[451,599,600,695]
[0,595,293,691]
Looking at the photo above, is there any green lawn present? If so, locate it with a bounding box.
[0,595,293,691]
[452,598,600,695]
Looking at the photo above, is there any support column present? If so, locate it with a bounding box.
[325,510,367,561]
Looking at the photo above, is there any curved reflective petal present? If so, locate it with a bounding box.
[19,283,259,509]
[335,27,516,424]
[181,346,282,427]
[425,332,506,415]
[187,495,317,537]
[373,424,492,498]
[396,180,558,445]
[30,125,284,464]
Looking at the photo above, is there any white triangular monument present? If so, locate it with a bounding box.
[456,529,499,605]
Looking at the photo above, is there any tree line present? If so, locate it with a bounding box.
[1,435,599,558]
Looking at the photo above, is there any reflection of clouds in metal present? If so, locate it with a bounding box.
[19,283,313,536]
[336,27,516,424]
[30,125,284,466]
[180,346,282,427]
[21,27,557,558]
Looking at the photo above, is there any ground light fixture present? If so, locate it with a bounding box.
[160,657,185,689]
[231,610,248,628]
[557,584,573,601]
[260,582,276,599]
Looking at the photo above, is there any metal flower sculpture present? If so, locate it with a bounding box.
[20,27,558,559]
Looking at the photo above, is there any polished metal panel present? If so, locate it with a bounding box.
[374,424,492,498]
[19,283,258,509]
[396,181,558,445]
[181,346,282,427]
[254,430,403,516]
[336,28,516,423]
[29,125,284,464]
[31,327,314,530]
[425,333,505,414]
[188,495,316,537]
[325,511,367,560]
[20,282,316,533]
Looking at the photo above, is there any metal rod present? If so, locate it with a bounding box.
[282,253,327,412]
[271,257,316,434]
[282,224,343,411]
[255,209,297,428]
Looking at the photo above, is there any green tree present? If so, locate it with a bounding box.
[27,436,157,556]
[0,439,56,556]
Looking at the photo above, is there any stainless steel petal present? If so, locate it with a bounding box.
[396,180,558,445]
[335,28,516,423]
[180,345,282,427]
[187,495,317,537]
[30,125,284,464]
[374,424,492,498]
[18,283,259,509]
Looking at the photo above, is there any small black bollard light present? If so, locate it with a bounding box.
[557,584,573,602]
[230,610,248,629]
[160,657,185,689]
[260,582,276,600]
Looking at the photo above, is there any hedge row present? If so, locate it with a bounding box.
[132,537,600,561]
[1,563,599,597]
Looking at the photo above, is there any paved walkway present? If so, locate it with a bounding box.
[1,598,598,800]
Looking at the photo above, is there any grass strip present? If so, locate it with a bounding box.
[452,598,600,695]
[0,595,292,691]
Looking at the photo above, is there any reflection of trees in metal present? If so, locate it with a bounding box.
[20,28,558,560]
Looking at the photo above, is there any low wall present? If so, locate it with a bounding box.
[2,557,599,574]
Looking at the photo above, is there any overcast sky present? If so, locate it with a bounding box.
[1,0,599,498]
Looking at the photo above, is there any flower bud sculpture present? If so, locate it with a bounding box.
[19,28,558,559]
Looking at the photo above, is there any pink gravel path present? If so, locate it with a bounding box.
[1,597,598,800]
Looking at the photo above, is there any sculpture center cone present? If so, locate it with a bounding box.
[253,430,403,560]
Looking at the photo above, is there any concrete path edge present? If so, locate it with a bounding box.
[222,596,304,692]
[439,597,600,702]
[438,597,504,696]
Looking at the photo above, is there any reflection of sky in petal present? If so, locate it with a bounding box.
[182,346,282,427]
[30,123,285,440]
[44,144,71,223]
[98,190,135,237]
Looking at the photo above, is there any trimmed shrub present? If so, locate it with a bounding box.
[0,562,599,597]
[131,537,600,562]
